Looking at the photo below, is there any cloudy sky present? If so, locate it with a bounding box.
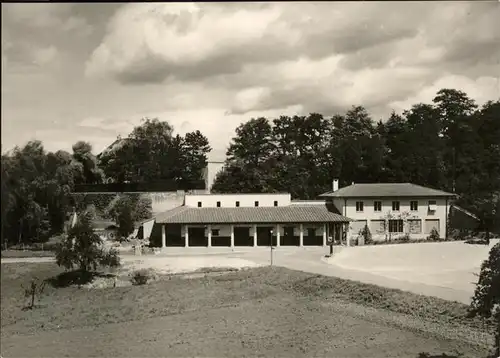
[2,2,499,160]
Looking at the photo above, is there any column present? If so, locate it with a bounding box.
[161,224,166,249]
[299,224,304,247]
[185,224,189,247]
[276,224,281,247]
[230,224,234,248]
[253,225,257,247]
[345,223,350,247]
[207,224,212,247]
[323,223,327,247]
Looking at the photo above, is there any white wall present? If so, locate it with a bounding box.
[185,193,291,208]
[204,161,225,193]
[341,197,449,239]
[148,192,185,214]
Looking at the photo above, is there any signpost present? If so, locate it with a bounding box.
[270,229,274,266]
[328,236,333,256]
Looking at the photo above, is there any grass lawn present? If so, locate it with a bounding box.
[1,262,495,358]
[1,249,55,259]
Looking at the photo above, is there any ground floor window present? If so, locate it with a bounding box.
[370,220,386,234]
[408,219,422,234]
[388,219,404,233]
[425,219,440,234]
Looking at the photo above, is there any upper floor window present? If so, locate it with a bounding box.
[197,202,202,208]
[236,201,240,207]
[392,201,400,211]
[254,201,259,207]
[428,200,437,212]
[410,200,418,211]
[274,201,278,207]
[211,229,220,236]
[216,201,221,207]
[355,201,364,212]
[374,201,382,212]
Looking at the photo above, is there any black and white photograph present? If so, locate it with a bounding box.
[1,2,499,357]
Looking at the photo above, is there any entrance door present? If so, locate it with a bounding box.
[282,226,298,246]
[188,227,207,247]
[234,227,252,246]
[257,226,273,246]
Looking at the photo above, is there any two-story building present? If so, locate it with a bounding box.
[319,180,457,241]
[148,193,352,249]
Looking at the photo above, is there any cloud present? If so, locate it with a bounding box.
[32,46,58,66]
[85,2,426,84]
[84,2,499,120]
[78,116,136,133]
[3,3,92,34]
[2,2,499,162]
[390,75,500,114]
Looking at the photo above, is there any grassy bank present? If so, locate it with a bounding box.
[1,262,492,333]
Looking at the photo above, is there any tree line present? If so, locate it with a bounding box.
[1,118,212,248]
[1,89,499,248]
[212,88,500,235]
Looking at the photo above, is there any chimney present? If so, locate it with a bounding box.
[332,179,339,192]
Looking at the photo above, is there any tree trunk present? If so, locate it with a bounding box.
[18,219,23,245]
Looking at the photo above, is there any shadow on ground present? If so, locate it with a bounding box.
[46,270,115,288]
[417,353,462,358]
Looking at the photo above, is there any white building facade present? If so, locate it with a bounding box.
[320,182,456,241]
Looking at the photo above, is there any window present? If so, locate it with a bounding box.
[274,201,278,207]
[392,201,400,211]
[211,229,220,236]
[410,200,418,211]
[197,201,202,208]
[408,219,422,234]
[389,219,404,233]
[235,201,240,207]
[307,228,316,237]
[374,201,382,212]
[428,200,437,212]
[216,201,221,207]
[371,220,386,234]
[254,201,259,207]
[425,219,440,234]
[356,201,364,212]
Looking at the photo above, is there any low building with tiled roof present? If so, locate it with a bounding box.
[148,193,352,249]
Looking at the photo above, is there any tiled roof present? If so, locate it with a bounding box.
[155,204,352,224]
[319,183,456,198]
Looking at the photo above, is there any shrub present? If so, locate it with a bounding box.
[130,268,156,285]
[359,224,373,245]
[55,210,120,275]
[400,233,411,242]
[22,278,46,310]
[427,228,440,241]
[469,242,500,357]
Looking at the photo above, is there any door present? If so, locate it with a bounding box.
[256,226,273,246]
[234,227,252,246]
[188,227,207,247]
